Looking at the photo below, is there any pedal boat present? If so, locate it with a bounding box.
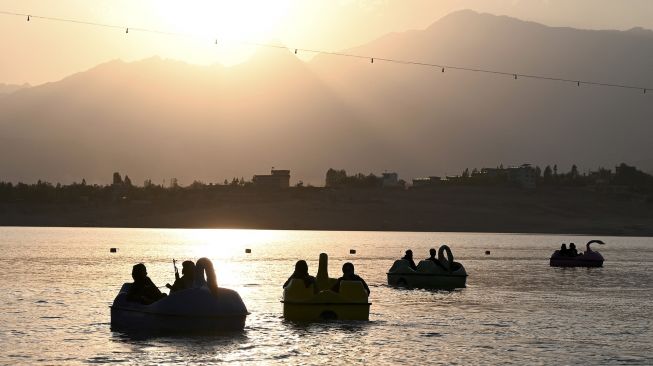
[387,245,467,289]
[550,240,605,268]
[282,253,371,321]
[110,257,248,332]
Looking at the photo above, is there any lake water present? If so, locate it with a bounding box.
[0,227,652,365]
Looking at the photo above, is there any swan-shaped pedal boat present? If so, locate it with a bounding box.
[282,253,371,321]
[550,240,605,268]
[111,257,248,332]
[387,245,467,289]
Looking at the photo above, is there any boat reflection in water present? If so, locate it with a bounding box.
[110,257,248,333]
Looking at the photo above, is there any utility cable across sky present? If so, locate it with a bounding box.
[1,9,650,95]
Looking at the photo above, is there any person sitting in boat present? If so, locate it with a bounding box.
[402,249,418,270]
[559,243,569,256]
[283,260,317,292]
[127,263,167,305]
[166,260,195,293]
[425,248,447,269]
[568,243,579,257]
[332,262,370,295]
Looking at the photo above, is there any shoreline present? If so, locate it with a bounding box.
[1,224,652,238]
[1,186,652,237]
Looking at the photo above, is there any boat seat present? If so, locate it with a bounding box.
[417,260,449,273]
[417,260,435,271]
[284,279,316,301]
[338,281,368,301]
[388,259,416,273]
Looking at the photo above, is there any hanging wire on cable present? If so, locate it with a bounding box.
[1,9,651,94]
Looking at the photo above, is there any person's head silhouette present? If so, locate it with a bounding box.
[181,260,195,277]
[132,263,147,282]
[342,262,355,275]
[294,260,309,276]
[429,248,437,258]
[405,250,413,259]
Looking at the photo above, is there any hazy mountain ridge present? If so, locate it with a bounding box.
[0,83,30,96]
[1,10,652,184]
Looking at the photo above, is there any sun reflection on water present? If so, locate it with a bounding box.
[167,229,291,288]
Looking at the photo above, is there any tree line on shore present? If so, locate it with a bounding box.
[0,163,652,204]
[326,163,653,192]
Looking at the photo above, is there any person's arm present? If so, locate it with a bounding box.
[361,279,370,295]
[147,277,164,296]
[356,275,370,295]
[169,277,182,292]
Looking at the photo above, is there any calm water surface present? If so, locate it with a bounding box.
[0,227,652,365]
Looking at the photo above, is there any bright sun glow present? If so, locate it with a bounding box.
[153,0,291,42]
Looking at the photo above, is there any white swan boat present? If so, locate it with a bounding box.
[550,240,605,267]
[110,257,248,332]
[387,245,467,289]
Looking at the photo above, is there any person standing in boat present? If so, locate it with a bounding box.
[283,260,317,292]
[402,249,418,270]
[166,260,195,293]
[332,262,370,295]
[127,263,167,305]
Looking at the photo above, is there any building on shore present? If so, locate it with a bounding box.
[412,176,442,188]
[382,172,402,188]
[253,169,290,189]
[507,164,536,189]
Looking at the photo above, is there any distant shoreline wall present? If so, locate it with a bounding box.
[1,186,651,236]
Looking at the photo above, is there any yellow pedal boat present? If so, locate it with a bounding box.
[282,253,371,321]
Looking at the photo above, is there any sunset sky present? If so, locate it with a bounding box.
[2,0,653,85]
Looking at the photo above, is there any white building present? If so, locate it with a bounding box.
[507,164,536,189]
[382,172,400,188]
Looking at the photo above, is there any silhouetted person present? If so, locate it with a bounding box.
[569,243,579,257]
[283,260,316,291]
[332,262,370,295]
[560,243,569,256]
[402,249,417,270]
[166,260,195,293]
[127,263,166,305]
[426,248,438,262]
[426,248,447,269]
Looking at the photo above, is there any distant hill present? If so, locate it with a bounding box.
[0,83,30,96]
[1,10,652,185]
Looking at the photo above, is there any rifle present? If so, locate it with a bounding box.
[173,259,180,281]
[166,259,180,290]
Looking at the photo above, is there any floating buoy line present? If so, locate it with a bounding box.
[1,9,651,95]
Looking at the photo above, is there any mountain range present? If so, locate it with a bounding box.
[1,10,652,185]
[0,83,30,96]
